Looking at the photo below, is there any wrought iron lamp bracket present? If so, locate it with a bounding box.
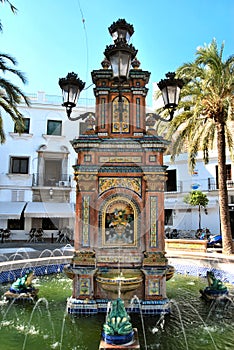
[146,109,175,124]
[66,111,96,122]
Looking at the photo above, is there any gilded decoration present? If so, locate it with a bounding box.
[97,255,141,264]
[99,177,141,196]
[148,279,160,296]
[72,250,96,266]
[144,174,166,191]
[112,96,130,133]
[82,196,90,246]
[99,156,142,163]
[150,196,158,247]
[102,197,137,247]
[79,278,90,296]
[142,251,168,267]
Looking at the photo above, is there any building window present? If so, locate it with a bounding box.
[226,164,232,180]
[10,157,29,174]
[8,218,24,230]
[14,118,30,134]
[215,164,232,189]
[165,209,173,226]
[11,190,25,202]
[42,218,59,230]
[47,120,62,136]
[165,169,177,192]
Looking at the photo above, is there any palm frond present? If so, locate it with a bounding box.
[0,0,17,13]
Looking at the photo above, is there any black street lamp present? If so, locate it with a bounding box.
[58,72,85,120]
[147,72,184,122]
[104,19,137,83]
[58,19,183,123]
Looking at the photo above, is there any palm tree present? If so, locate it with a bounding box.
[158,39,234,254]
[0,53,30,143]
[0,0,30,143]
[0,0,17,31]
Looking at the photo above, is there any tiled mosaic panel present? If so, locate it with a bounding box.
[0,264,65,284]
[172,263,234,284]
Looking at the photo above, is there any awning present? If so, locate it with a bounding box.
[24,202,75,218]
[164,201,189,210]
[165,200,218,210]
[0,202,27,219]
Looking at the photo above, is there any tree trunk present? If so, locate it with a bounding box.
[216,121,233,254]
[198,204,201,230]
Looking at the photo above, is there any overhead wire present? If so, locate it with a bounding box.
[74,0,93,107]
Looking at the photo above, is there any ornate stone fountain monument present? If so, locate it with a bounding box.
[63,19,176,315]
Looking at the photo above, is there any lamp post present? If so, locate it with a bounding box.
[58,72,85,120]
[58,19,183,122]
[146,72,184,123]
[104,19,138,84]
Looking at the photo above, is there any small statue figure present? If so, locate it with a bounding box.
[200,271,228,301]
[102,298,134,345]
[206,271,227,291]
[4,270,39,300]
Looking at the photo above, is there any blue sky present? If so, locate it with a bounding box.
[1,0,233,106]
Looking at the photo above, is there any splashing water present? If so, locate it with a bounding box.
[170,299,189,350]
[22,297,55,350]
[0,273,233,349]
[130,295,148,350]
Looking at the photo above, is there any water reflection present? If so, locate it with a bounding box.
[0,274,233,350]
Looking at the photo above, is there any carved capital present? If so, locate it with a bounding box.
[74,173,97,191]
[142,251,168,267]
[72,250,96,266]
[143,174,166,191]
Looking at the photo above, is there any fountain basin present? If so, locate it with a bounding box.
[166,265,175,281]
[96,271,143,293]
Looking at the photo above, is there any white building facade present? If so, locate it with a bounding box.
[164,152,234,237]
[0,92,94,240]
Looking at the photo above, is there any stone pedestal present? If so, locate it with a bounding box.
[99,329,140,350]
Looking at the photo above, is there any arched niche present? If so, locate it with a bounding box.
[112,96,130,133]
[100,194,140,248]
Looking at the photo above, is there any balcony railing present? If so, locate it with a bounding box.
[227,180,234,188]
[165,178,234,193]
[24,92,95,107]
[32,173,72,187]
[208,178,234,191]
[165,181,183,193]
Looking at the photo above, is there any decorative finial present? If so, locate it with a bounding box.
[101,57,110,69]
[131,57,141,69]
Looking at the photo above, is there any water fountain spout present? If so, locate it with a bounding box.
[101,297,135,346]
[118,279,121,299]
[130,295,148,350]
